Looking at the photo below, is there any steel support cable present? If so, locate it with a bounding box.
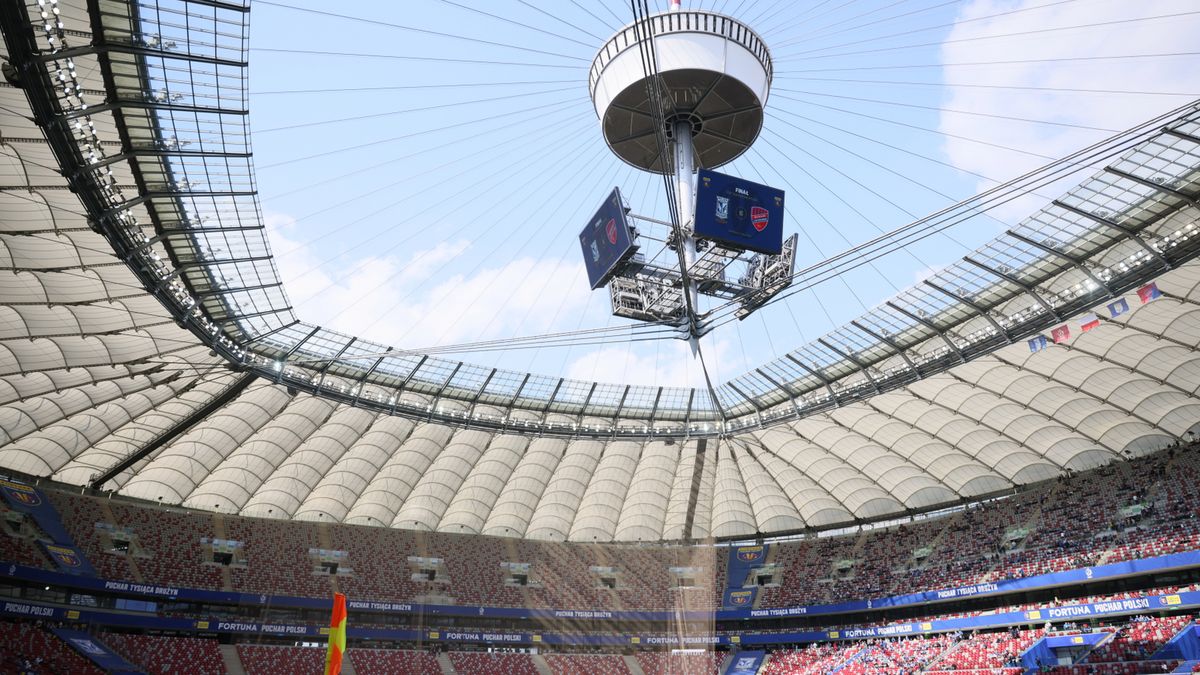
[250,47,586,70]
[375,138,632,348]
[269,113,596,290]
[265,107,592,204]
[755,130,972,260]
[778,76,1200,99]
[628,0,726,420]
[697,98,1200,328]
[266,106,591,239]
[776,51,1200,75]
[255,0,588,62]
[772,0,1084,52]
[771,90,1121,133]
[743,147,900,308]
[452,161,643,356]
[514,0,605,42]
[764,108,1059,215]
[431,0,596,49]
[757,121,979,250]
[255,86,580,135]
[767,0,930,44]
[251,79,579,96]
[780,3,1193,60]
[771,97,1057,162]
[310,136,613,324]
[283,325,681,365]
[257,97,585,169]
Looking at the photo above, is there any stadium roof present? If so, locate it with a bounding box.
[1,0,1199,541]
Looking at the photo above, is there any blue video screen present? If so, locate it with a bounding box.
[694,169,785,255]
[580,187,637,290]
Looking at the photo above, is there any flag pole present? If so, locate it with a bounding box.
[324,592,347,675]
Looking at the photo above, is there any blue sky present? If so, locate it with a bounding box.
[244,0,1200,388]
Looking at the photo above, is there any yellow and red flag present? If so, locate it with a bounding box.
[324,592,347,675]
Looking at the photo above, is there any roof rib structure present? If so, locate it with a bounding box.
[0,0,1199,541]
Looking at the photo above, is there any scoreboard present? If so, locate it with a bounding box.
[694,169,785,255]
[580,187,638,289]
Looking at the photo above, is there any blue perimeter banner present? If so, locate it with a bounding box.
[726,650,766,675]
[48,627,141,673]
[3,549,1200,624]
[3,590,1196,649]
[1,481,96,576]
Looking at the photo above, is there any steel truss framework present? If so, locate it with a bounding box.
[5,0,1200,441]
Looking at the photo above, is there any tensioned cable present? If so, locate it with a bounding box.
[254,0,588,63]
[255,86,578,134]
[697,99,1200,331]
[309,134,611,324]
[771,90,1120,133]
[777,51,1200,75]
[251,47,585,70]
[257,96,585,169]
[775,9,1200,62]
[265,104,589,217]
[773,97,1057,162]
[630,0,727,421]
[430,0,596,49]
[771,0,1084,52]
[251,80,579,96]
[778,76,1200,99]
[375,134,634,348]
[282,119,599,306]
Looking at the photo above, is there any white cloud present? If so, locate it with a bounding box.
[939,0,1200,215]
[265,211,592,349]
[564,337,748,388]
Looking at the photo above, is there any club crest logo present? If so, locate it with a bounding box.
[736,545,763,562]
[590,240,600,262]
[2,483,41,507]
[729,590,753,606]
[751,206,769,232]
[48,546,81,567]
[715,196,729,221]
[605,218,618,245]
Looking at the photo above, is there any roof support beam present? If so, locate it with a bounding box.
[920,280,1010,343]
[818,338,880,395]
[784,353,838,405]
[90,372,257,491]
[851,320,917,370]
[1105,166,1199,206]
[351,347,392,406]
[1051,198,1170,270]
[885,301,965,363]
[963,256,1060,321]
[1005,228,1114,297]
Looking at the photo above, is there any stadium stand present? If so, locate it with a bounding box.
[636,650,724,675]
[100,631,226,675]
[235,644,325,674]
[448,650,541,675]
[0,619,103,675]
[1083,615,1194,664]
[14,440,1196,614]
[347,648,440,675]
[545,652,634,675]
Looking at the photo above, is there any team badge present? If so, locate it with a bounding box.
[751,206,769,232]
[605,218,618,245]
[715,196,729,221]
[590,240,600,262]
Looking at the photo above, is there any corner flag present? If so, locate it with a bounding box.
[325,592,347,675]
